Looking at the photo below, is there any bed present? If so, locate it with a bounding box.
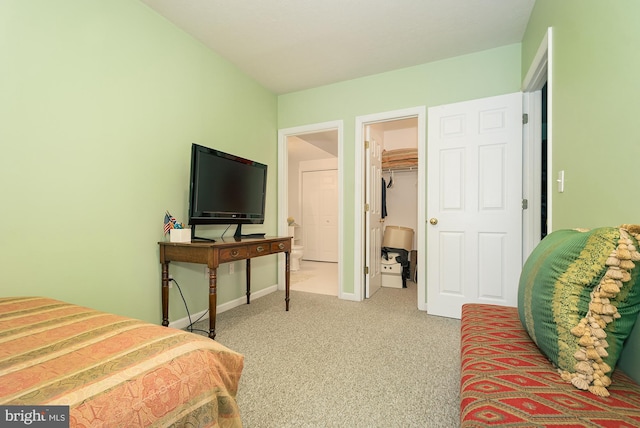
[0,297,244,427]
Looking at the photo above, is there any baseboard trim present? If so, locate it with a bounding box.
[169,284,279,330]
[339,291,359,302]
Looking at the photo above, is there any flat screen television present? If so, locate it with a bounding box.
[188,143,267,240]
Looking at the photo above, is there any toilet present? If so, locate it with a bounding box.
[291,245,304,271]
[288,226,304,271]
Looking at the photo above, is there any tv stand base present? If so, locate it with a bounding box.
[233,224,264,239]
[241,233,266,239]
[190,225,215,242]
[192,236,216,242]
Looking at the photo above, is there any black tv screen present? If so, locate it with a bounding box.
[188,144,267,228]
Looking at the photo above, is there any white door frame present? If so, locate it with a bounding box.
[522,27,553,260]
[277,121,344,297]
[354,107,427,308]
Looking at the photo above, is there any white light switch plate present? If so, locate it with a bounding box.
[557,170,565,193]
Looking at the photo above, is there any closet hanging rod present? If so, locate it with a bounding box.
[383,166,418,173]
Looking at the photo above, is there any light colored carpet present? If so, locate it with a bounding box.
[192,281,461,427]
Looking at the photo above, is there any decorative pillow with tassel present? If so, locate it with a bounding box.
[518,225,640,397]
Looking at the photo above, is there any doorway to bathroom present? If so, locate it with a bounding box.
[277,121,343,297]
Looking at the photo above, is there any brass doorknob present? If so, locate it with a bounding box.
[429,218,438,225]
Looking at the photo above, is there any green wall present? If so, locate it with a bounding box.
[0,0,278,324]
[522,0,640,382]
[278,44,522,297]
[523,0,640,229]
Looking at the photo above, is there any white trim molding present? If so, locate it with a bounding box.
[522,27,553,260]
[277,120,344,297]
[169,284,279,330]
[354,106,427,309]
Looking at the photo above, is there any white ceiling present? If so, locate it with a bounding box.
[288,132,338,162]
[289,130,339,158]
[140,0,536,94]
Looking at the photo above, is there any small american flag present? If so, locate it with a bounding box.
[164,211,176,234]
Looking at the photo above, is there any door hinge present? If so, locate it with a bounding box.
[364,266,369,275]
[365,203,370,211]
[522,199,528,209]
[364,140,370,149]
[522,113,529,125]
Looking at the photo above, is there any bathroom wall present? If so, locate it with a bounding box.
[287,136,335,224]
[299,158,339,261]
[287,137,337,248]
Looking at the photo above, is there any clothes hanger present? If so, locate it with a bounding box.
[387,170,394,188]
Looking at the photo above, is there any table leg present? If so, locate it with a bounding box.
[246,259,251,304]
[161,262,170,327]
[208,266,217,340]
[285,251,290,311]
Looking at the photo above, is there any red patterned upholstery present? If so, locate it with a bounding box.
[461,304,640,427]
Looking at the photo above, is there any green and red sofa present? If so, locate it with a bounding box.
[461,225,640,426]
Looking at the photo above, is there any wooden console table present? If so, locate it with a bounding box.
[159,236,291,339]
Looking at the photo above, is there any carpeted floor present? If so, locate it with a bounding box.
[191,281,461,427]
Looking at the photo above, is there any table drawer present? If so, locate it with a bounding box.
[271,240,291,252]
[249,243,272,257]
[219,246,249,262]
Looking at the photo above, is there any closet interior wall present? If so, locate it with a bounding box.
[373,119,419,252]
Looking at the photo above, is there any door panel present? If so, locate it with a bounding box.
[427,92,523,319]
[365,127,383,298]
[439,232,464,295]
[302,170,338,262]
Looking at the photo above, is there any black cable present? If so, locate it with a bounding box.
[171,278,209,335]
[187,309,209,332]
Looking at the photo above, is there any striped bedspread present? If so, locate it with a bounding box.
[0,297,244,427]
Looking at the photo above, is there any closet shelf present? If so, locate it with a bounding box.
[382,148,418,172]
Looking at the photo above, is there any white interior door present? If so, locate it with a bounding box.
[427,92,523,318]
[365,128,383,298]
[302,169,338,262]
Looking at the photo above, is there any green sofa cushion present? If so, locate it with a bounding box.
[518,225,640,397]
